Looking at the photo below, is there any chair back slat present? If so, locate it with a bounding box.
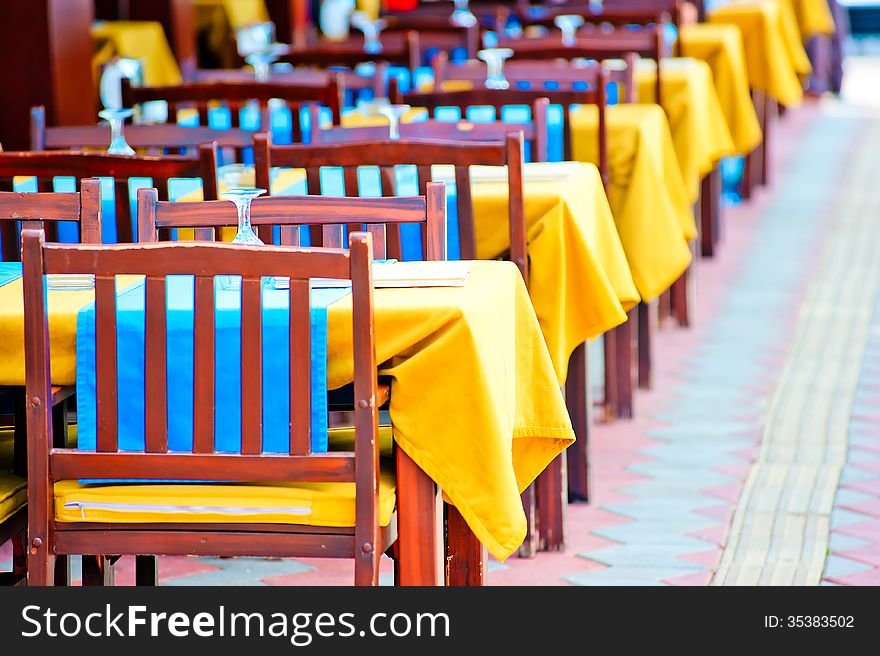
[379,166,403,259]
[144,275,168,453]
[453,165,476,260]
[95,275,118,453]
[365,224,387,260]
[193,274,215,454]
[289,279,311,456]
[240,276,263,455]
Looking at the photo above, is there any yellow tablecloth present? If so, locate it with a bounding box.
[709,0,809,107]
[679,23,764,156]
[463,162,638,381]
[791,0,836,37]
[0,261,575,560]
[637,58,735,203]
[181,159,637,384]
[91,21,183,87]
[569,103,695,301]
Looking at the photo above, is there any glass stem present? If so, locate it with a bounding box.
[110,117,124,149]
[389,116,400,140]
[237,199,253,237]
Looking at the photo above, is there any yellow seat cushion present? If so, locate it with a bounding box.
[0,471,27,524]
[54,468,396,528]
[328,425,394,457]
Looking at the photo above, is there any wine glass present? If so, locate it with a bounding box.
[245,43,290,82]
[224,188,266,246]
[351,11,386,55]
[478,48,513,90]
[377,104,410,140]
[98,108,136,156]
[554,15,585,47]
[450,0,478,28]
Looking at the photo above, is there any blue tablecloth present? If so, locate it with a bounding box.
[0,262,22,287]
[75,276,350,457]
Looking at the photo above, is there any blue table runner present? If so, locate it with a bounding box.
[75,276,350,457]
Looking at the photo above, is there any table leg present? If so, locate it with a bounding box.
[602,329,618,421]
[518,485,538,557]
[82,555,115,585]
[761,96,776,187]
[445,504,486,586]
[135,555,158,585]
[565,342,591,502]
[637,301,653,390]
[536,455,566,551]
[614,314,634,419]
[699,168,722,258]
[395,448,442,586]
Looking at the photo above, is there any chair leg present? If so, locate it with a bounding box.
[82,555,115,586]
[53,555,70,586]
[517,485,538,557]
[26,550,54,586]
[614,316,634,419]
[395,448,442,586]
[761,96,775,187]
[699,169,721,258]
[565,342,591,502]
[671,269,690,329]
[637,301,653,390]
[445,505,486,586]
[135,555,158,586]
[536,455,566,551]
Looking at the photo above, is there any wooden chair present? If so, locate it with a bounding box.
[0,181,103,585]
[30,105,255,165]
[22,228,436,586]
[281,31,422,74]
[121,78,342,144]
[252,132,527,283]
[394,78,606,176]
[497,29,664,110]
[136,183,446,263]
[308,102,549,163]
[0,147,219,244]
[381,14,480,60]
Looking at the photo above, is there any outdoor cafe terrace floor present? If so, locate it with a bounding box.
[5,57,880,588]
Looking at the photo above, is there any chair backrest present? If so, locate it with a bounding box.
[137,184,446,263]
[497,28,664,108]
[517,0,683,29]
[382,15,479,60]
[0,178,102,261]
[253,132,528,283]
[191,65,391,100]
[281,31,422,73]
[0,147,219,243]
[21,228,381,585]
[394,71,607,178]
[308,102,549,162]
[121,78,343,143]
[30,105,255,162]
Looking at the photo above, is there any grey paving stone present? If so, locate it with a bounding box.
[163,557,314,586]
[833,488,876,507]
[591,523,715,547]
[830,508,874,530]
[828,532,872,552]
[839,466,878,485]
[564,567,699,586]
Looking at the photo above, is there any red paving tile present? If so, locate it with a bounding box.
[662,570,714,586]
[687,523,730,548]
[843,479,880,497]
[693,505,733,521]
[837,519,880,542]
[839,499,880,518]
[677,549,723,569]
[264,558,395,586]
[836,545,880,568]
[824,568,880,586]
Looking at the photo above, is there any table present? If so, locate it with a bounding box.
[679,23,764,157]
[708,0,810,107]
[0,260,573,563]
[636,58,736,204]
[91,21,183,87]
[570,103,695,302]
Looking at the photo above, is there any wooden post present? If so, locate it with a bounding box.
[0,0,95,151]
[127,0,197,80]
[265,0,311,46]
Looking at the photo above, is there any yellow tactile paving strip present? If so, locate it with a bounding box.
[713,120,880,586]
